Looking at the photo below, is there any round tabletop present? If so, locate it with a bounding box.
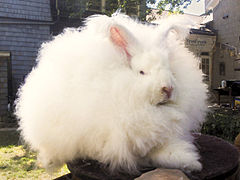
[64,134,239,180]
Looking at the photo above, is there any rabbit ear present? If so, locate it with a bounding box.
[110,25,137,60]
[156,15,195,43]
[160,25,190,42]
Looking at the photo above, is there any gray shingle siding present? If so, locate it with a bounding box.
[0,0,51,21]
[0,24,50,92]
[0,0,52,108]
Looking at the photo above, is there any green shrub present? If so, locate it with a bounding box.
[201,108,240,143]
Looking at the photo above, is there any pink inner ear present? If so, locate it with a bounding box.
[110,27,131,59]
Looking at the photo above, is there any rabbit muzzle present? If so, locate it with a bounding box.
[162,86,173,99]
[150,85,175,106]
[158,86,174,105]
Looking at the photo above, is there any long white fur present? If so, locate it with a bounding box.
[15,13,208,173]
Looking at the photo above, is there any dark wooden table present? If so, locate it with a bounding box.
[55,134,239,180]
[213,87,231,106]
[213,81,240,108]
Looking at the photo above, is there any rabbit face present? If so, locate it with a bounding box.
[110,25,176,106]
[131,49,176,106]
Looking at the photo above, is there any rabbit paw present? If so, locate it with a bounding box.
[182,160,202,172]
[148,140,202,172]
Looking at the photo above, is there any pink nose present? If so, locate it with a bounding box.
[162,87,173,99]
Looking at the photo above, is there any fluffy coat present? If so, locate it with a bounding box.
[15,13,208,173]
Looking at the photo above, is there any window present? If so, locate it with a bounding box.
[200,58,209,81]
[219,62,225,76]
[222,14,229,19]
[201,52,209,56]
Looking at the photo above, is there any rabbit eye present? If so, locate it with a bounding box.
[139,71,145,75]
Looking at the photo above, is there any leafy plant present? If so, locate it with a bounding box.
[201,108,240,143]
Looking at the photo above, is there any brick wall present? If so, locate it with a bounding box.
[212,0,240,88]
[213,0,240,47]
[0,57,8,117]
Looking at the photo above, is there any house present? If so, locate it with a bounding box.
[205,0,240,88]
[0,0,52,119]
[186,28,216,86]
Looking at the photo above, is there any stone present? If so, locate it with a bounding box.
[234,133,240,152]
[135,168,189,180]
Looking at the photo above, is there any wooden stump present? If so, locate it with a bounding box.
[188,134,239,180]
[56,134,239,180]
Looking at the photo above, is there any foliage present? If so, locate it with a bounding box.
[152,0,200,15]
[201,108,240,143]
[57,0,87,19]
[105,0,199,15]
[105,0,142,17]
[60,0,197,20]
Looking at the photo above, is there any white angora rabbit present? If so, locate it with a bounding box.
[15,13,207,173]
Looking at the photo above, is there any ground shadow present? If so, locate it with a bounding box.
[0,130,20,147]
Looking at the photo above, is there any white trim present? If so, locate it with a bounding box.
[0,52,11,57]
[205,0,220,12]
